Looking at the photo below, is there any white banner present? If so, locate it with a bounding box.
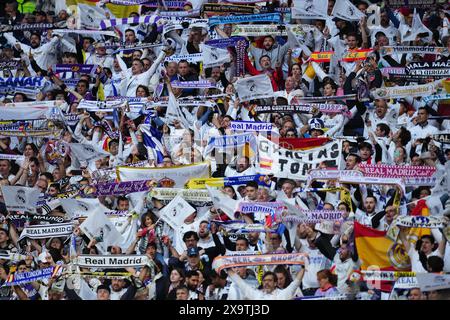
[1,186,40,212]
[149,188,212,202]
[338,176,406,194]
[235,74,274,102]
[306,169,363,185]
[76,255,150,269]
[158,194,196,230]
[18,222,74,240]
[60,198,110,218]
[331,0,366,21]
[395,215,446,229]
[292,0,328,19]
[372,82,438,99]
[274,139,343,178]
[79,209,124,254]
[69,143,110,162]
[201,44,231,69]
[77,3,108,30]
[206,186,239,220]
[416,273,450,292]
[117,162,210,187]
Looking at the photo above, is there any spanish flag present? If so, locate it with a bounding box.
[279,137,331,150]
[355,221,396,270]
[354,221,409,291]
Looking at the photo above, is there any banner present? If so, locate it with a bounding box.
[18,222,74,240]
[431,133,450,144]
[380,45,447,56]
[99,14,163,30]
[355,221,410,272]
[416,273,450,292]
[208,13,281,26]
[279,137,331,150]
[292,0,328,19]
[60,198,110,218]
[117,162,210,187]
[81,180,154,197]
[0,77,44,88]
[339,176,405,195]
[164,53,203,64]
[51,29,119,37]
[53,64,98,75]
[212,253,307,273]
[235,74,274,102]
[258,136,342,180]
[423,93,450,104]
[206,186,239,219]
[7,214,66,224]
[0,154,25,161]
[361,270,416,282]
[205,133,257,154]
[395,215,446,229]
[372,82,438,99]
[231,24,287,37]
[1,186,41,212]
[205,36,247,49]
[310,49,373,63]
[201,44,232,69]
[80,209,124,253]
[0,60,21,68]
[282,210,344,223]
[202,3,257,15]
[238,202,285,216]
[213,220,271,234]
[0,22,66,32]
[331,0,366,21]
[307,169,363,184]
[358,164,437,187]
[75,255,150,268]
[187,174,272,189]
[149,188,212,202]
[255,103,348,114]
[142,0,185,8]
[108,42,164,53]
[406,61,450,77]
[3,266,62,286]
[158,194,196,230]
[170,80,215,88]
[381,67,406,77]
[69,143,110,162]
[0,251,28,262]
[230,121,273,132]
[384,0,438,10]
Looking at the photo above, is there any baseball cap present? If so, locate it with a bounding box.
[308,118,325,133]
[187,247,199,257]
[97,284,111,293]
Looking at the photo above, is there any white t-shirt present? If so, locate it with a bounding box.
[408,246,441,273]
[300,246,332,289]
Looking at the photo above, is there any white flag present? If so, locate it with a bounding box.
[165,92,190,129]
[400,8,432,43]
[77,4,109,30]
[201,44,231,69]
[292,0,328,19]
[69,143,110,162]
[60,198,110,219]
[235,74,274,102]
[159,194,196,230]
[331,0,365,22]
[206,186,239,220]
[1,186,40,212]
[79,209,124,254]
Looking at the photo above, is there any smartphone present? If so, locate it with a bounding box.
[70,170,83,175]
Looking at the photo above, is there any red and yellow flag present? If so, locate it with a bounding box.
[310,49,373,63]
[408,199,431,246]
[279,137,331,150]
